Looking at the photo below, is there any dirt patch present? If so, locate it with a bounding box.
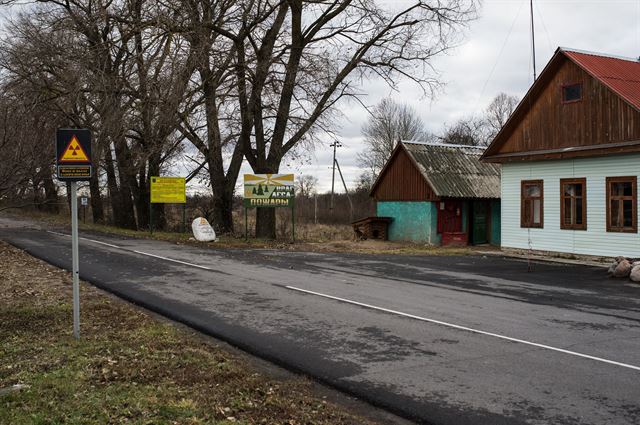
[0,241,383,424]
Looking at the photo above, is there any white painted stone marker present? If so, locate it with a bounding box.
[192,217,217,242]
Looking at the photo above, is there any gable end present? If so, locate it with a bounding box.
[371,145,437,201]
[483,49,640,162]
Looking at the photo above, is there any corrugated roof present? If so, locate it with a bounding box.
[564,49,640,111]
[402,141,500,199]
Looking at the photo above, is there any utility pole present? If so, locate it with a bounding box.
[314,193,318,224]
[329,141,342,210]
[530,0,537,80]
[335,159,354,223]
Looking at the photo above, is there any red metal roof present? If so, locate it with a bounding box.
[564,49,640,110]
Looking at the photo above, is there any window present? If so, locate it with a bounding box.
[560,178,587,230]
[562,83,582,103]
[521,180,543,228]
[607,177,637,233]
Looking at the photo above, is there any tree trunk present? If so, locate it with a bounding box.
[211,186,234,234]
[255,208,276,239]
[105,142,137,230]
[141,155,165,230]
[208,158,235,234]
[89,169,104,223]
[104,145,121,225]
[254,165,278,239]
[112,139,138,230]
[42,175,59,214]
[115,178,137,230]
[32,179,42,210]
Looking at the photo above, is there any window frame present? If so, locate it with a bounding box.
[521,180,544,229]
[560,178,587,230]
[561,82,583,104]
[606,176,637,233]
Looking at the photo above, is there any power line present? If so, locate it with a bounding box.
[472,0,526,114]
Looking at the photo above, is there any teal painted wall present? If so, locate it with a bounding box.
[377,201,439,244]
[490,199,501,246]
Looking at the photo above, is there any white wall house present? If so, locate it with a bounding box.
[502,156,640,257]
[482,47,640,258]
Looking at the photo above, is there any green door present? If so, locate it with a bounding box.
[471,201,489,245]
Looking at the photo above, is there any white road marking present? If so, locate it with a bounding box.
[80,237,120,249]
[46,230,68,237]
[46,230,210,270]
[47,230,120,248]
[286,285,640,372]
[132,250,212,270]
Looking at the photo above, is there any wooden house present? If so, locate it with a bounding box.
[370,141,501,246]
[482,47,640,257]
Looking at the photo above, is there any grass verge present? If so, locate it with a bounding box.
[0,241,378,424]
[5,210,479,257]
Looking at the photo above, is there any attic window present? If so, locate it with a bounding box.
[562,83,582,103]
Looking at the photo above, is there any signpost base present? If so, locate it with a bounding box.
[182,204,186,233]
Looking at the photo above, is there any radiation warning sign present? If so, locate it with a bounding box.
[59,136,89,162]
[56,129,92,181]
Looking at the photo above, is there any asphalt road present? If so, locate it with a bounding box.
[2,218,640,425]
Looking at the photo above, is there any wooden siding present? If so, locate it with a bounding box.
[501,154,640,258]
[372,148,437,201]
[494,57,640,156]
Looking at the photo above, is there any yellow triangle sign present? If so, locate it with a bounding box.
[59,135,89,162]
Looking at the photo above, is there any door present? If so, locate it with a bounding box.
[437,200,463,234]
[471,201,489,245]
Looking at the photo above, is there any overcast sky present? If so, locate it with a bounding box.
[8,1,637,195]
[261,0,640,193]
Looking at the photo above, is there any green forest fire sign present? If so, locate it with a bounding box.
[243,174,294,207]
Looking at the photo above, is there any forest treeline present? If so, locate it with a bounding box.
[0,0,478,236]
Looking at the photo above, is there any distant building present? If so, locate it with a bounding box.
[482,47,640,257]
[370,141,501,246]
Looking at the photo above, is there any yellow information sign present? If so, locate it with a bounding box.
[150,176,186,204]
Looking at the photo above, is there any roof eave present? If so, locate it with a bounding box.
[483,139,640,162]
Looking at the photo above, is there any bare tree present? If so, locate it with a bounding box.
[295,175,318,198]
[440,92,518,146]
[228,0,478,238]
[0,0,478,239]
[485,92,518,141]
[0,88,59,209]
[357,98,429,177]
[440,115,488,146]
[2,1,197,229]
[354,170,377,194]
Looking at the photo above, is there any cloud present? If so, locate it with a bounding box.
[301,0,640,192]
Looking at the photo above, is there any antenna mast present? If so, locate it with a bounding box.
[530,0,537,80]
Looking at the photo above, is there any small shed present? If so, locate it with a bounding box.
[352,216,393,240]
[370,141,501,246]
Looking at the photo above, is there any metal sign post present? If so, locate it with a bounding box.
[80,196,88,224]
[56,129,92,340]
[70,182,80,339]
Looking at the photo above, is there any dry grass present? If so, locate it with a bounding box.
[0,241,379,424]
[4,209,480,257]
